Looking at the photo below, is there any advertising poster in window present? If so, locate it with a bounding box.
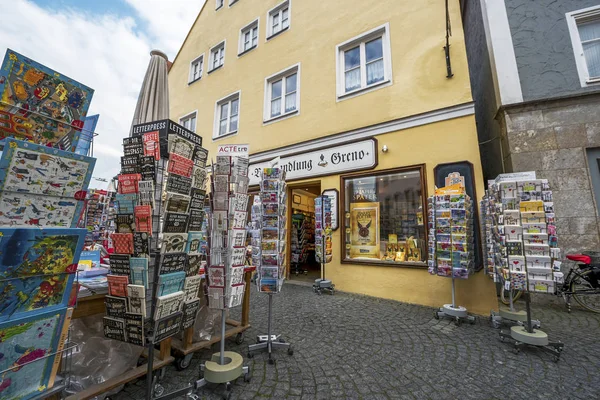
[349,202,380,259]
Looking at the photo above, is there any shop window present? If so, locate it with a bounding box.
[209,41,226,72]
[214,91,240,139]
[264,64,300,122]
[188,54,203,84]
[267,0,290,40]
[341,166,427,266]
[179,112,197,133]
[567,5,600,86]
[336,23,392,99]
[239,19,259,55]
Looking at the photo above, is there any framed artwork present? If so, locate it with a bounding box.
[292,194,301,204]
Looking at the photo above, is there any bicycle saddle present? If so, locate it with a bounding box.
[567,254,592,264]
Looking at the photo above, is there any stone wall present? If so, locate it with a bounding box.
[500,94,600,257]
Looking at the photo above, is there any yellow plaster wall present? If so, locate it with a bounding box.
[289,115,498,315]
[168,0,473,157]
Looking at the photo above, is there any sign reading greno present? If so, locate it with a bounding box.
[248,138,377,186]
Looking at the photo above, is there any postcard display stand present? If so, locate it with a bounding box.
[312,196,335,295]
[0,49,97,400]
[247,168,293,363]
[201,145,252,398]
[483,175,564,360]
[428,186,476,325]
[104,119,208,400]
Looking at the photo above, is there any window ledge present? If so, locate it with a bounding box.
[207,64,223,74]
[229,0,239,7]
[266,26,289,41]
[188,77,202,85]
[341,258,427,269]
[337,79,391,101]
[212,131,238,141]
[238,46,257,57]
[216,5,223,11]
[263,109,298,124]
[586,77,600,85]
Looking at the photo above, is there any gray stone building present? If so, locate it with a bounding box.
[461,0,600,256]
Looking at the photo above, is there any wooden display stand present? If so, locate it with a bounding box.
[65,294,174,400]
[171,268,254,370]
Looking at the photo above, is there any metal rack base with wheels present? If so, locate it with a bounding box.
[247,292,293,364]
[312,278,335,295]
[433,278,475,326]
[490,290,541,329]
[499,292,564,362]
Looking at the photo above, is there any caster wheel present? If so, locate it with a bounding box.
[553,356,560,363]
[513,348,520,355]
[226,382,232,391]
[188,395,199,400]
[433,312,439,320]
[155,367,166,382]
[222,392,231,400]
[268,358,275,365]
[154,384,165,397]
[470,319,476,325]
[247,352,254,359]
[288,348,294,356]
[455,318,461,327]
[279,337,286,343]
[235,333,244,345]
[175,354,193,371]
[244,373,251,383]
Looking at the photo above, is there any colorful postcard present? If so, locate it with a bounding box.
[0,307,68,400]
[107,274,129,297]
[0,138,95,198]
[0,228,85,321]
[0,190,84,228]
[157,271,185,296]
[0,49,94,152]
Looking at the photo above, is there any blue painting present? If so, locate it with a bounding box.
[0,307,67,400]
[0,228,86,322]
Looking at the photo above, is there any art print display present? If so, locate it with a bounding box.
[0,138,95,198]
[154,312,183,342]
[183,275,202,301]
[168,153,194,178]
[161,233,188,253]
[168,134,195,160]
[105,295,127,318]
[0,191,84,228]
[349,202,380,259]
[108,254,130,276]
[103,316,126,341]
[165,193,190,213]
[140,156,156,181]
[188,209,204,231]
[189,188,206,210]
[111,233,134,254]
[0,307,68,400]
[138,181,154,208]
[154,291,184,320]
[0,49,94,152]
[163,212,189,233]
[127,284,145,299]
[118,173,141,194]
[134,205,152,233]
[125,312,144,346]
[116,213,135,234]
[107,274,129,297]
[127,297,146,317]
[157,271,185,296]
[187,255,203,277]
[166,174,192,195]
[133,232,150,258]
[0,228,85,320]
[159,252,187,274]
[142,131,160,160]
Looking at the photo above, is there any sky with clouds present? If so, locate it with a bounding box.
[0,0,205,187]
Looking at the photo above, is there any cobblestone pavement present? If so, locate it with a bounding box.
[113,283,600,399]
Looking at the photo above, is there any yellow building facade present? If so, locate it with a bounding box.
[168,0,498,314]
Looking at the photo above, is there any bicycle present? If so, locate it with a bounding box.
[557,252,600,313]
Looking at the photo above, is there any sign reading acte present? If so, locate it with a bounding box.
[217,144,250,156]
[248,139,377,186]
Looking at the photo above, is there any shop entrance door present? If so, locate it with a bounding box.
[288,183,321,283]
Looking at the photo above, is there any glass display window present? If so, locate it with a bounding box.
[341,165,427,266]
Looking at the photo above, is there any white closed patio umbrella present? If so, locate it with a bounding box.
[129,49,170,135]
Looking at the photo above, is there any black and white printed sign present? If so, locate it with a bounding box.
[167,174,192,195]
[159,252,188,274]
[109,254,131,276]
[163,212,189,233]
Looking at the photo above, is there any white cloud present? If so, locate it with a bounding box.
[0,0,204,184]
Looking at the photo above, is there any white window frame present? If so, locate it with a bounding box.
[263,63,301,124]
[229,0,239,6]
[179,110,198,133]
[239,19,259,56]
[209,41,226,72]
[266,0,290,40]
[213,91,241,140]
[188,54,204,84]
[567,5,600,87]
[216,0,224,10]
[335,23,393,101]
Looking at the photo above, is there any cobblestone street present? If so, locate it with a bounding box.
[114,283,600,399]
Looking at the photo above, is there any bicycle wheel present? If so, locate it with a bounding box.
[571,269,600,313]
[500,288,522,305]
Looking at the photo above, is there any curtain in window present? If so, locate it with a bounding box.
[580,21,600,78]
[344,46,361,92]
[271,80,282,117]
[282,8,289,29]
[252,28,258,47]
[219,103,229,135]
[230,99,239,132]
[367,60,384,85]
[284,73,297,112]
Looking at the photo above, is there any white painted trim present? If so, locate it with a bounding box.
[228,0,239,7]
[215,0,224,10]
[213,90,241,140]
[566,5,600,87]
[482,0,523,105]
[335,23,393,101]
[179,110,198,133]
[263,62,301,123]
[266,0,291,40]
[209,40,226,72]
[188,53,204,83]
[238,18,260,56]
[249,102,475,163]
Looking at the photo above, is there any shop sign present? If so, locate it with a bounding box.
[131,119,201,159]
[248,138,377,186]
[494,171,536,183]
